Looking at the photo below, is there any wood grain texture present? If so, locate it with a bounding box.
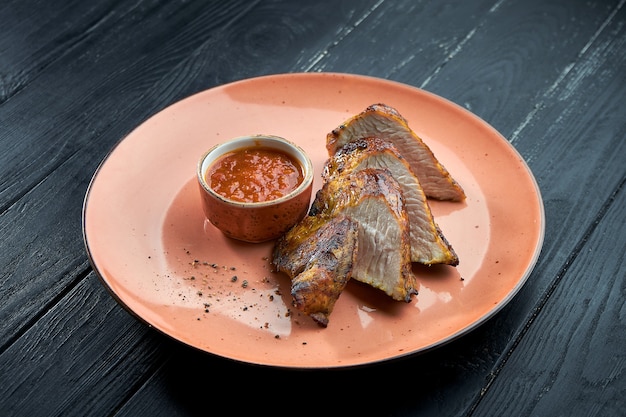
[420,0,623,133]
[467,7,626,413]
[0,0,252,211]
[0,0,624,416]
[0,274,171,416]
[476,184,626,416]
[310,0,497,79]
[0,0,126,103]
[497,0,626,324]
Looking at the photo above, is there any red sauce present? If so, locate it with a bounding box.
[206,146,304,203]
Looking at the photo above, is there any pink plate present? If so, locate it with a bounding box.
[83,73,544,368]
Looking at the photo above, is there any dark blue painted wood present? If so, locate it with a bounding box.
[0,0,624,416]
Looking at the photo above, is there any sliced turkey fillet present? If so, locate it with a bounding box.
[307,168,417,302]
[272,216,358,327]
[323,137,459,266]
[327,103,466,201]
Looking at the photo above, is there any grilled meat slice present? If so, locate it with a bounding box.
[327,103,466,201]
[307,168,417,302]
[273,216,358,327]
[324,137,458,266]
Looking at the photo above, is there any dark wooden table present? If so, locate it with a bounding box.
[1,0,624,415]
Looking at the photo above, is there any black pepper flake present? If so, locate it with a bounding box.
[231,275,238,282]
[241,280,248,288]
[274,335,280,339]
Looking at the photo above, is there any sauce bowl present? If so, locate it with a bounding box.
[197,135,314,243]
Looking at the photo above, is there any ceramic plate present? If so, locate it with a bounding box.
[83,73,544,368]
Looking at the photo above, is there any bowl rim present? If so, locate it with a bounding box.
[197,134,314,207]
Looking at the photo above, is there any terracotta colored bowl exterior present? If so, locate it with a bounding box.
[197,135,314,243]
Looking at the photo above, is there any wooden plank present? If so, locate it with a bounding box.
[418,0,623,135]
[0,273,173,416]
[470,5,626,414]
[474,184,626,416]
[0,0,126,102]
[308,0,497,77]
[0,0,624,416]
[0,0,255,211]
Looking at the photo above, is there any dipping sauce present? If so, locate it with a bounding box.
[206,146,304,203]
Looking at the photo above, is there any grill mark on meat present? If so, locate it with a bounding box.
[273,169,417,326]
[273,216,358,327]
[306,168,416,302]
[324,137,458,266]
[273,104,464,326]
[327,103,466,201]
